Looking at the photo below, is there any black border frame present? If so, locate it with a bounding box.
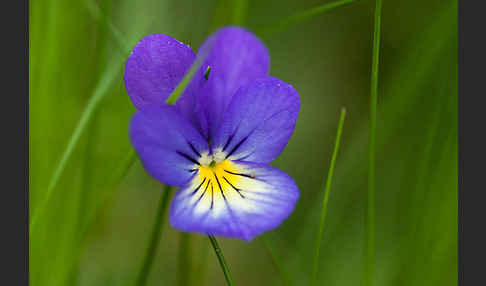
[2,0,29,284]
[459,1,486,285]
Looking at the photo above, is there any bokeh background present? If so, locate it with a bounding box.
[29,0,457,285]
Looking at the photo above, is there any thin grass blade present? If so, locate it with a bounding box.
[83,0,130,55]
[257,0,357,38]
[364,0,382,286]
[30,59,125,232]
[310,107,346,286]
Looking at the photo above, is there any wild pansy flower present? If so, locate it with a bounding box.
[124,26,300,241]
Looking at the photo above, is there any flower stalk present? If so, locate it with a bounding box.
[208,235,234,286]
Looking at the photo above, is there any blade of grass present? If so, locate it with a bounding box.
[288,6,454,285]
[71,1,202,272]
[257,0,357,38]
[135,186,172,286]
[29,0,131,233]
[83,0,130,55]
[166,61,202,104]
[29,58,125,232]
[310,107,346,286]
[67,22,208,286]
[60,149,138,286]
[253,4,356,284]
[92,0,112,78]
[262,236,293,286]
[364,0,382,286]
[394,61,456,286]
[77,0,111,232]
[208,235,234,286]
[34,0,202,284]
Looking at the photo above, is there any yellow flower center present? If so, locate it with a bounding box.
[198,160,241,199]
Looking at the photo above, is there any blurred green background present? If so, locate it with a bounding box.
[29,0,457,285]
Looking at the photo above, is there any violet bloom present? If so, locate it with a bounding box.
[125,26,300,241]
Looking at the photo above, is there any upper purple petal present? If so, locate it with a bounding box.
[176,26,270,140]
[130,105,209,186]
[124,34,195,110]
[211,77,300,163]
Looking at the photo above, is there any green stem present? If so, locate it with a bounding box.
[365,0,382,286]
[135,186,172,286]
[166,61,201,105]
[310,108,346,286]
[257,0,357,38]
[208,235,234,286]
[262,237,292,286]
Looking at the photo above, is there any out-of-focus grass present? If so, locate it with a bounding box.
[364,0,382,284]
[30,0,457,286]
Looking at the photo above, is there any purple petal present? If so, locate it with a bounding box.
[130,105,209,186]
[176,26,270,140]
[124,34,195,110]
[169,161,299,241]
[211,77,300,164]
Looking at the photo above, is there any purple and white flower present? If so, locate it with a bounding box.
[125,26,300,241]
